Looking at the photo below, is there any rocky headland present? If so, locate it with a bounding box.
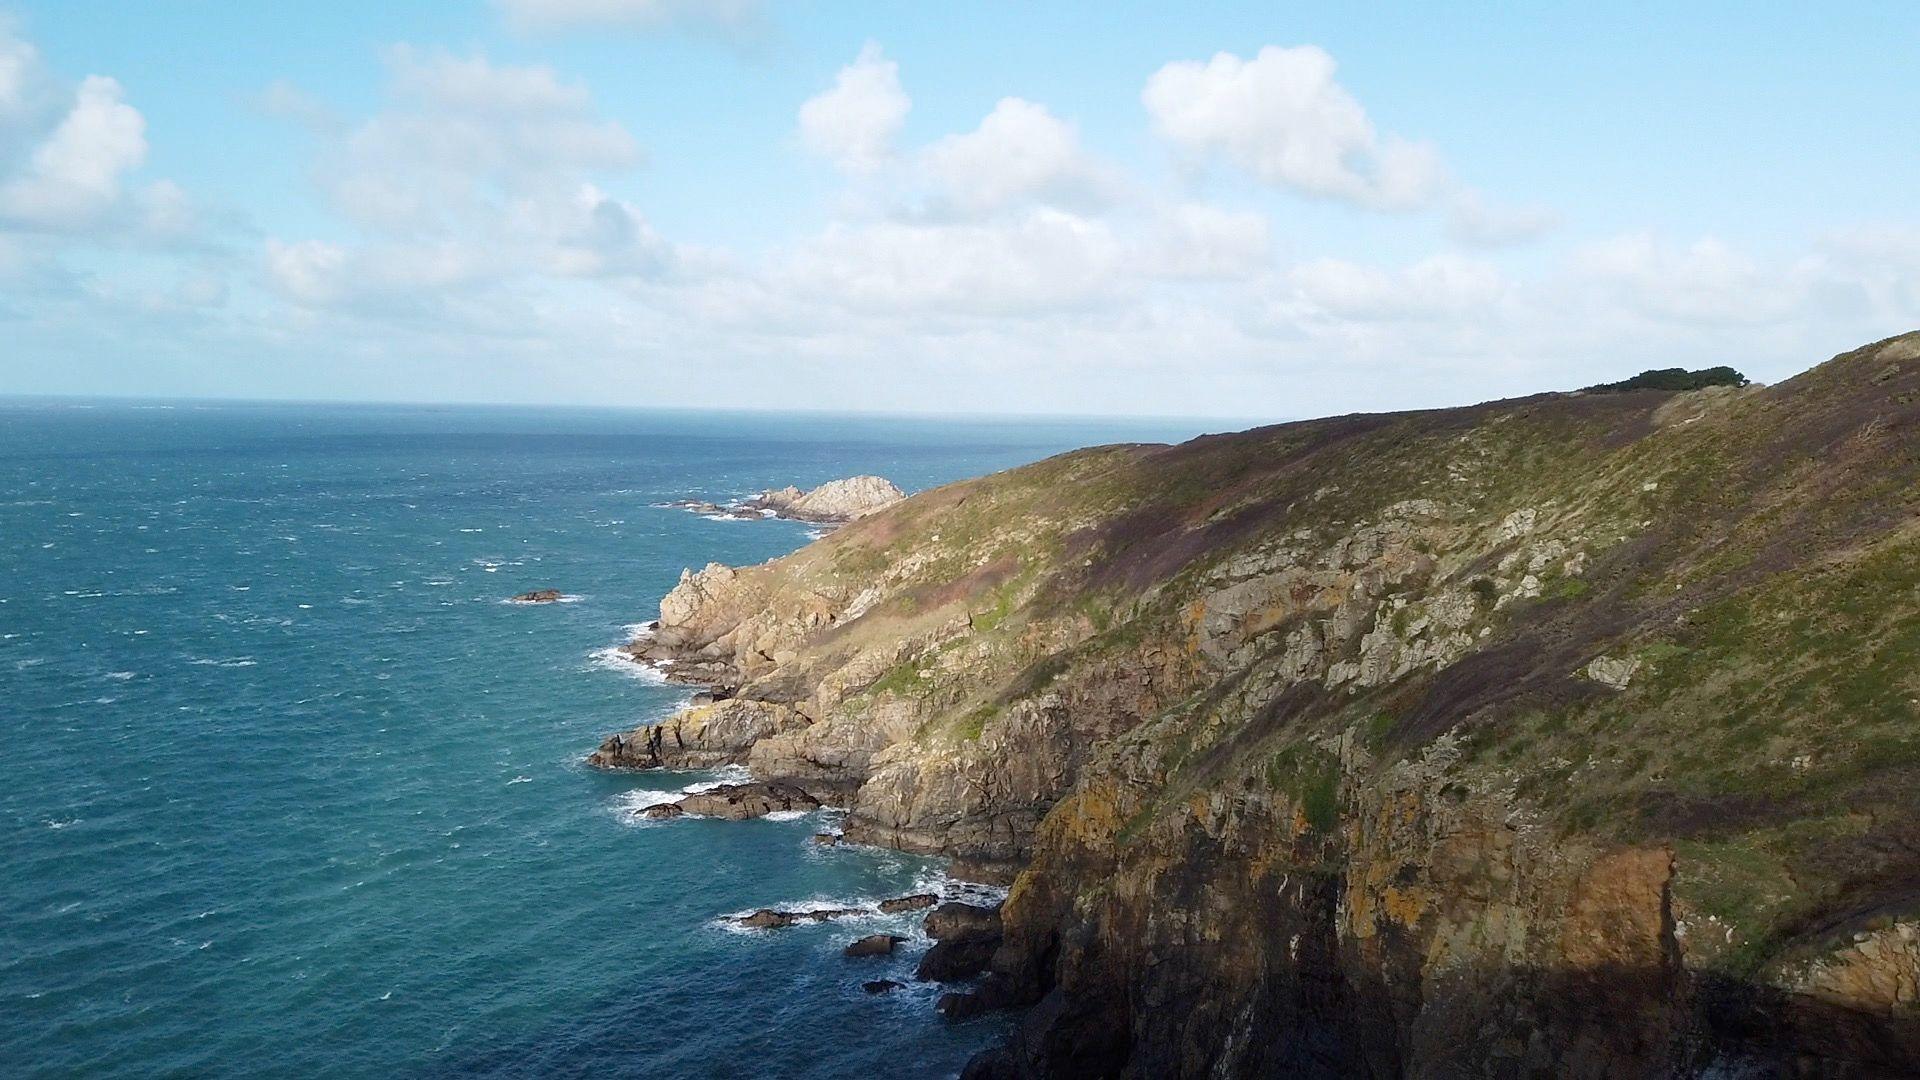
[595,334,1920,1077]
[663,475,906,526]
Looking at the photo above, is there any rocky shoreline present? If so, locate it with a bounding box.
[587,335,1920,1078]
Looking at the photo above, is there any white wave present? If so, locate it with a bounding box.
[679,764,751,794]
[761,809,813,822]
[507,775,533,785]
[45,818,80,829]
[586,645,672,684]
[104,671,135,680]
[189,656,258,668]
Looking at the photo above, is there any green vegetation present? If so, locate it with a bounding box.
[1583,366,1748,393]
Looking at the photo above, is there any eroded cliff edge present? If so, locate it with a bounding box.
[598,334,1920,1077]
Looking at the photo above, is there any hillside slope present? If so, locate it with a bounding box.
[598,333,1920,1076]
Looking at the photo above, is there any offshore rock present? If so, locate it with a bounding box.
[677,782,820,821]
[844,934,907,958]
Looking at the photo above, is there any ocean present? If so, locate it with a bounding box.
[0,400,1220,1079]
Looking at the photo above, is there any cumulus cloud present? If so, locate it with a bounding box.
[1143,45,1442,211]
[920,97,1112,213]
[798,42,909,175]
[266,47,672,317]
[0,74,146,228]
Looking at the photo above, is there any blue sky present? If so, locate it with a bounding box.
[1,1,1916,417]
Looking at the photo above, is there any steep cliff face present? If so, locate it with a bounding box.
[598,334,1920,1076]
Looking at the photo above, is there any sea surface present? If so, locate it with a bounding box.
[0,400,1221,1079]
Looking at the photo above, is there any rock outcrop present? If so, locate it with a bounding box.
[599,334,1920,1076]
[663,476,907,526]
[508,589,564,603]
[746,475,905,523]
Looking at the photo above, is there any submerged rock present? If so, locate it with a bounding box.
[508,589,564,603]
[812,832,841,846]
[863,979,905,994]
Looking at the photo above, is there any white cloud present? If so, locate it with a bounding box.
[1290,253,1507,321]
[1447,190,1559,246]
[921,97,1109,213]
[781,208,1125,315]
[1145,203,1272,279]
[1574,233,1804,325]
[1143,45,1442,211]
[0,74,147,228]
[798,43,909,175]
[493,0,761,33]
[265,48,675,321]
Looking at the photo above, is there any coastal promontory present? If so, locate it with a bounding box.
[596,334,1920,1077]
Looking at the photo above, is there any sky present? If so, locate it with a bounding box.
[0,1,1916,419]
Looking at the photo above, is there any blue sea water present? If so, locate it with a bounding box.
[0,400,1219,1079]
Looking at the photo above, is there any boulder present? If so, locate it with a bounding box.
[863,980,905,995]
[639,802,684,820]
[812,833,841,846]
[878,893,937,913]
[509,589,564,603]
[844,934,907,958]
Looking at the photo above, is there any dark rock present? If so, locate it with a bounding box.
[844,933,907,958]
[925,901,1003,940]
[916,935,1001,983]
[677,781,821,820]
[801,907,868,922]
[732,908,798,930]
[863,980,905,994]
[813,833,841,846]
[879,893,937,913]
[639,802,683,820]
[938,991,993,1020]
[509,589,564,603]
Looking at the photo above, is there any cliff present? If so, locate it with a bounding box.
[597,333,1920,1076]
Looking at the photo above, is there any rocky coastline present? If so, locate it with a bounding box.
[591,334,1920,1077]
[662,475,905,527]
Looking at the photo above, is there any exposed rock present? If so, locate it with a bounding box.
[732,908,798,930]
[638,802,683,820]
[587,699,807,770]
[916,936,1001,983]
[878,893,937,913]
[1586,654,1641,690]
[844,933,907,958]
[812,832,841,846]
[925,902,1002,940]
[508,589,564,603]
[863,979,905,994]
[917,902,1005,982]
[727,906,869,930]
[746,476,905,523]
[595,332,1920,1076]
[677,781,820,820]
